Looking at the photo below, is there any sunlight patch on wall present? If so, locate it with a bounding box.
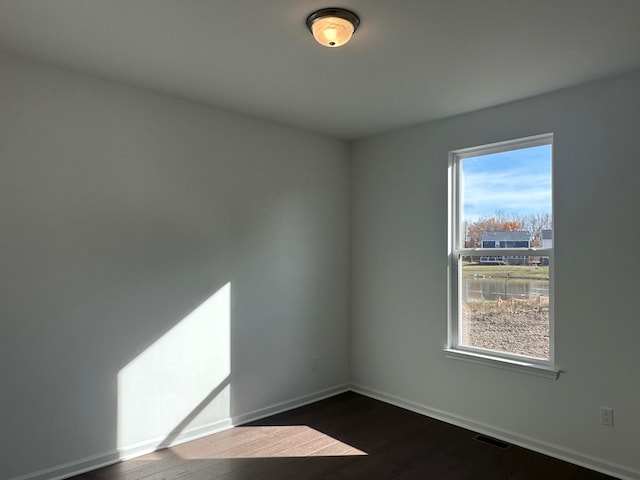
[117,283,231,457]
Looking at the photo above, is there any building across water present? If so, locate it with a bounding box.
[480,231,530,265]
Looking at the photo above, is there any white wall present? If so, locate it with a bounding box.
[350,71,640,478]
[0,52,350,480]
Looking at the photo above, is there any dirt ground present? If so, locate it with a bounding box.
[462,309,549,359]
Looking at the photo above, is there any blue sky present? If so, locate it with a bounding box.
[461,144,552,222]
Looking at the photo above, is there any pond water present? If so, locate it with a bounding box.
[463,278,549,302]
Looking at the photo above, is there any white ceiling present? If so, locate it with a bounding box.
[1,0,640,140]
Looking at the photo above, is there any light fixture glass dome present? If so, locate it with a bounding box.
[306,8,360,48]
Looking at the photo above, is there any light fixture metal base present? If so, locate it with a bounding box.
[305,7,360,33]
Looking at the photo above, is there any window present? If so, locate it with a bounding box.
[446,134,558,378]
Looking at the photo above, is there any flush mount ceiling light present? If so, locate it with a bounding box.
[306,7,360,48]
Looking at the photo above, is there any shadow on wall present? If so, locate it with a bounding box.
[117,283,232,459]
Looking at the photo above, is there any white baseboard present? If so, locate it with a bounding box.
[8,451,120,480]
[231,383,350,427]
[117,417,235,461]
[350,383,640,480]
[8,383,350,480]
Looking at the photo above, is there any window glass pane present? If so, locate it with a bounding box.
[460,257,550,359]
[460,145,552,249]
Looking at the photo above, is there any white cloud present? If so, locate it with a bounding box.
[462,168,551,221]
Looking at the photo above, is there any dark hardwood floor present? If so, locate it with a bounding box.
[72,392,615,479]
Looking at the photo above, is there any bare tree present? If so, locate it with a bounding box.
[464,212,551,248]
[464,217,522,248]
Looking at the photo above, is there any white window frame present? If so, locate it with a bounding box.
[445,133,559,379]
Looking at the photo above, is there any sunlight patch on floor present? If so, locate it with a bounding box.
[164,425,367,459]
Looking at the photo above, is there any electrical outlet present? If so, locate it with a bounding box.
[600,407,613,427]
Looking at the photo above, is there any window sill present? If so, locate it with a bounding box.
[444,348,560,379]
